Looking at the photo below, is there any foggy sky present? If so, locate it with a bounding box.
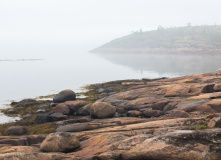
[0,0,221,58]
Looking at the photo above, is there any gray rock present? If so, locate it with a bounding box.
[6,126,27,135]
[36,109,46,113]
[23,114,32,119]
[98,88,105,94]
[108,92,117,95]
[50,102,56,107]
[10,101,18,106]
[6,109,16,114]
[50,113,67,122]
[53,89,76,103]
[105,87,113,93]
[56,123,99,132]
[35,114,52,124]
[40,132,80,152]
[38,104,50,110]
[99,93,109,99]
[16,99,38,107]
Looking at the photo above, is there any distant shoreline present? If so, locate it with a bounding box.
[92,47,221,54]
[0,59,44,62]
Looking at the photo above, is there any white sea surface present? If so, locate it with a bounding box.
[1,48,221,123]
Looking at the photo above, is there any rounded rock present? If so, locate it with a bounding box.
[40,132,80,152]
[90,102,116,119]
[53,103,70,115]
[35,114,52,124]
[6,126,27,135]
[53,89,76,103]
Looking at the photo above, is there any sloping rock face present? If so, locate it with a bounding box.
[98,72,221,118]
[120,129,221,160]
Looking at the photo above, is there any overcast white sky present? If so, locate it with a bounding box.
[0,0,221,57]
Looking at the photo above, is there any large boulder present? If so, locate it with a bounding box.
[53,103,71,115]
[40,132,80,152]
[6,126,27,135]
[90,102,116,119]
[53,89,76,103]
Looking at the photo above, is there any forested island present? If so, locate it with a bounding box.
[92,25,221,53]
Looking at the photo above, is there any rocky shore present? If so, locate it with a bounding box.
[1,71,221,159]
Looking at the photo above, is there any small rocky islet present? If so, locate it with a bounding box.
[1,72,221,159]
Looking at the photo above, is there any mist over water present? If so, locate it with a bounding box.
[1,0,221,123]
[1,49,220,107]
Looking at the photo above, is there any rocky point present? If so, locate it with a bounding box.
[1,71,221,159]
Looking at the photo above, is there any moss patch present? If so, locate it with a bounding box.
[188,121,213,130]
[0,78,165,135]
[0,119,56,136]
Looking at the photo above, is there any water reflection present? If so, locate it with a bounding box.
[95,52,221,76]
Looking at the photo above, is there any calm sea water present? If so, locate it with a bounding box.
[1,50,221,123]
